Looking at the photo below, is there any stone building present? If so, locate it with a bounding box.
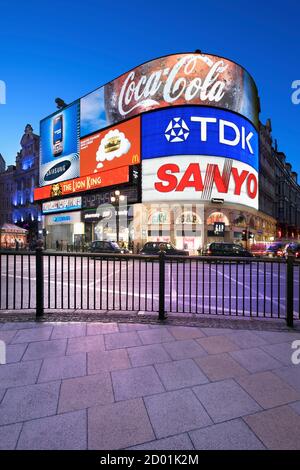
[0,125,41,243]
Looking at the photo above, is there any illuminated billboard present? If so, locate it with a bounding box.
[34,167,129,201]
[142,156,258,210]
[80,117,140,176]
[40,101,80,186]
[142,106,258,171]
[42,196,82,214]
[80,53,259,138]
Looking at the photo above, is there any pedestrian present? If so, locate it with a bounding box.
[56,240,60,251]
[15,238,19,251]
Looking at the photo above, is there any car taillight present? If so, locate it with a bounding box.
[207,250,211,255]
[277,250,283,256]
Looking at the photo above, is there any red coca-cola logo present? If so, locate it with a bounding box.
[117,55,229,117]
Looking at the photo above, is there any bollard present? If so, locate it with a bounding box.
[286,253,294,328]
[158,245,167,321]
[35,243,44,318]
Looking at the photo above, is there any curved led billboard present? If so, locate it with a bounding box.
[142,106,258,171]
[80,53,259,137]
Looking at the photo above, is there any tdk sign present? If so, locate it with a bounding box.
[142,106,258,171]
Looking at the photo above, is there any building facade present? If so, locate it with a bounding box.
[32,52,300,252]
[0,125,41,244]
[274,149,300,240]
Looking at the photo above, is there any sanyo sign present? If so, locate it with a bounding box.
[0,80,6,105]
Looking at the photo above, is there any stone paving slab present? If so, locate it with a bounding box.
[128,433,194,450]
[162,339,207,360]
[229,347,282,373]
[155,359,209,391]
[17,410,87,450]
[0,330,17,344]
[167,326,205,340]
[111,365,164,401]
[244,406,300,450]
[87,322,118,335]
[58,373,114,413]
[88,349,130,374]
[197,335,238,354]
[51,323,86,340]
[189,419,265,450]
[226,330,268,349]
[88,398,155,450]
[1,320,300,450]
[22,339,67,361]
[0,360,42,388]
[137,328,175,345]
[144,388,212,438]
[237,371,300,409]
[38,352,86,382]
[193,379,261,423]
[261,342,296,366]
[66,334,105,355]
[104,331,142,350]
[0,423,22,450]
[0,389,6,403]
[127,344,171,367]
[5,343,28,363]
[11,326,53,344]
[289,401,300,415]
[194,353,249,382]
[0,381,60,425]
[273,365,300,391]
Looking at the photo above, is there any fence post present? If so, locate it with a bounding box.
[158,247,167,321]
[286,253,294,328]
[36,244,44,318]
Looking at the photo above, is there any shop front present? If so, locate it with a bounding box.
[44,211,84,250]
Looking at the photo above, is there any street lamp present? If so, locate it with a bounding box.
[110,190,125,243]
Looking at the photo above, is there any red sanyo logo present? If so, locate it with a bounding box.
[154,162,258,199]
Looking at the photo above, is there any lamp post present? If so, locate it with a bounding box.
[110,190,125,244]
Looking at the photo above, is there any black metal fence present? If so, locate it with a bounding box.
[0,248,299,326]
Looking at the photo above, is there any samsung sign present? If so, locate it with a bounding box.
[142,106,258,171]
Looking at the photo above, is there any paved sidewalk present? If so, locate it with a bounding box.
[1,320,300,450]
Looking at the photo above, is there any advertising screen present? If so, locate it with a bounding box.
[34,167,129,201]
[42,196,82,214]
[142,106,258,171]
[40,101,80,186]
[80,53,259,138]
[142,155,259,210]
[80,117,140,176]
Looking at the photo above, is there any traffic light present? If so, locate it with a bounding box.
[248,231,254,240]
[242,230,247,241]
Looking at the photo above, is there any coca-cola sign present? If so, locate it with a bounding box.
[80,53,259,137]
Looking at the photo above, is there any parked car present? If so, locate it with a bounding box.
[140,242,188,256]
[265,242,285,258]
[283,242,300,259]
[206,242,253,258]
[250,243,268,257]
[89,240,129,254]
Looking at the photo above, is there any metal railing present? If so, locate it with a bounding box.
[0,248,299,326]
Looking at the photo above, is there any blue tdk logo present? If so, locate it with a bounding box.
[44,160,71,181]
[142,106,259,171]
[165,118,190,142]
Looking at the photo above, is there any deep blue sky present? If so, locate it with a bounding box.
[0,0,299,174]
